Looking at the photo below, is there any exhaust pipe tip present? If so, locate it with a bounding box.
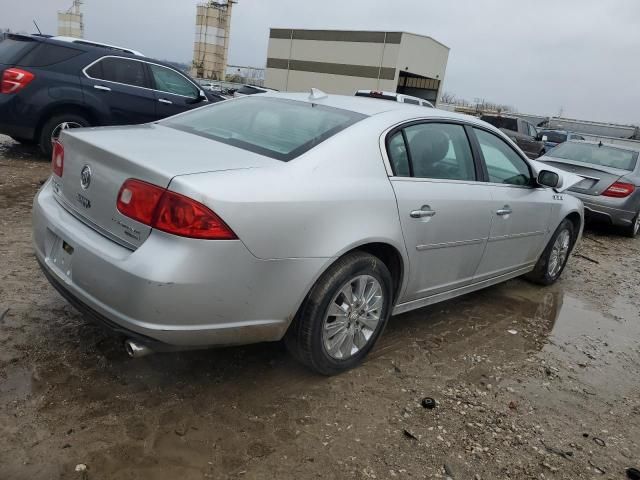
[124,339,153,358]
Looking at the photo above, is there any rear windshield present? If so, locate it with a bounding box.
[481,116,518,132]
[16,43,83,67]
[162,96,366,161]
[542,131,568,143]
[0,36,37,64]
[549,142,638,171]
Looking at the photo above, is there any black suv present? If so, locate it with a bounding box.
[0,34,219,156]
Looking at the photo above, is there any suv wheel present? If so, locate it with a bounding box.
[39,113,90,157]
[285,252,393,375]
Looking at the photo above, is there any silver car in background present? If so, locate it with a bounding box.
[33,92,584,375]
[538,141,640,237]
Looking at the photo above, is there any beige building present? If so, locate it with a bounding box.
[265,29,449,105]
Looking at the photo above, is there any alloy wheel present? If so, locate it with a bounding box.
[50,121,83,144]
[322,275,384,360]
[548,229,571,277]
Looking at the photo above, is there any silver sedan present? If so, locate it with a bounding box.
[537,140,640,237]
[33,92,584,374]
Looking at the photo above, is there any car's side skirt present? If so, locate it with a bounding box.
[392,263,536,316]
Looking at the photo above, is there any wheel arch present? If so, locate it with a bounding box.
[35,102,99,141]
[286,239,408,336]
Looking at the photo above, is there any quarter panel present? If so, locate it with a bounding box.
[168,119,407,261]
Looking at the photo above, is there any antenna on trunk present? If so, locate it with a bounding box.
[33,20,42,35]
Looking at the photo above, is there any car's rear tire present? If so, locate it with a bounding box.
[526,219,575,286]
[625,211,640,238]
[285,251,393,375]
[38,113,90,157]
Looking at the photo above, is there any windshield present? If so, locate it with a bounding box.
[542,131,567,144]
[549,142,638,171]
[162,97,366,161]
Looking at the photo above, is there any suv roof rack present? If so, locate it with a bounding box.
[51,36,144,56]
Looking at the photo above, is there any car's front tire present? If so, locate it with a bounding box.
[285,251,393,375]
[526,219,575,285]
[39,113,90,157]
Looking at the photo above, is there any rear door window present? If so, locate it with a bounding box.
[16,43,82,67]
[403,123,477,181]
[86,57,148,88]
[0,36,37,64]
[403,98,420,105]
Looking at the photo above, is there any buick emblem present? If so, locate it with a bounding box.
[80,165,92,190]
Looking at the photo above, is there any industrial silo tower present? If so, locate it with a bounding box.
[192,1,235,80]
[57,0,84,38]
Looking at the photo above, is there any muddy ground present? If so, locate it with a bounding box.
[0,134,639,480]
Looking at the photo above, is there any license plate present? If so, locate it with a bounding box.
[574,178,597,189]
[49,234,74,279]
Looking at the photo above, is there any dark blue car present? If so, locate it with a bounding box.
[0,34,222,156]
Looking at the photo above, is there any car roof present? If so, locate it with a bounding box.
[356,89,431,104]
[260,91,485,123]
[51,36,145,56]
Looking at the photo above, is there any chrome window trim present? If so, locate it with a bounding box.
[82,55,207,102]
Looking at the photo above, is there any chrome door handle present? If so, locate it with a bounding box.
[158,98,173,104]
[410,206,436,219]
[93,85,111,91]
[496,206,513,216]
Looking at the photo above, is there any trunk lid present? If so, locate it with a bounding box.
[53,124,277,249]
[538,156,629,196]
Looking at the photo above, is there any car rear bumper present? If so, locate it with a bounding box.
[569,191,637,227]
[33,179,327,347]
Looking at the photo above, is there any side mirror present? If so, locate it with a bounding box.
[187,90,207,105]
[538,170,560,188]
[541,135,548,143]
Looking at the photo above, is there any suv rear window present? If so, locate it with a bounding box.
[162,96,366,161]
[481,116,518,132]
[0,36,37,64]
[16,43,82,67]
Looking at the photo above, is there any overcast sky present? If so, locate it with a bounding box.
[4,0,640,124]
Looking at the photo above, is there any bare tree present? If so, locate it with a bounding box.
[440,91,456,104]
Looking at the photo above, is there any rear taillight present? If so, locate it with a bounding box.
[602,182,635,198]
[52,140,64,177]
[116,179,237,240]
[1,68,35,94]
[116,179,164,225]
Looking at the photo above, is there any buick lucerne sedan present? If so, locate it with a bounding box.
[33,92,584,375]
